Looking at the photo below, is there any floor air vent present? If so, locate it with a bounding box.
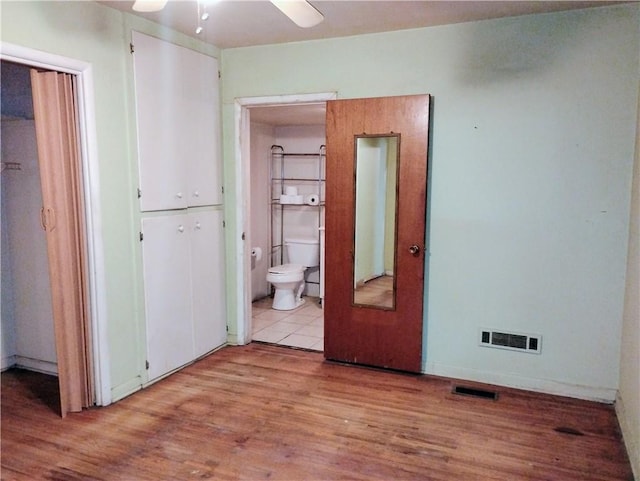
[452,385,499,401]
[479,328,541,354]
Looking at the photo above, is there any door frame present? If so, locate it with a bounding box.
[233,92,336,345]
[1,42,111,406]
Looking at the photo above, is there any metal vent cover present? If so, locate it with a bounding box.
[479,328,541,354]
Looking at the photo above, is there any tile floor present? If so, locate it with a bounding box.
[252,296,324,351]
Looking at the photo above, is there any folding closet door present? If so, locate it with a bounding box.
[30,69,93,416]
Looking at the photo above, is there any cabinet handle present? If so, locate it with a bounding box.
[177,225,185,233]
[176,192,183,199]
[195,222,201,230]
[193,190,200,197]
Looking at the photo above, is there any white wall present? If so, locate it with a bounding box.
[0,119,57,374]
[249,121,275,301]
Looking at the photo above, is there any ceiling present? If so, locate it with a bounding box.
[98,0,628,126]
[100,1,625,49]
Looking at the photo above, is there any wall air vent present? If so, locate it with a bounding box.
[479,328,541,354]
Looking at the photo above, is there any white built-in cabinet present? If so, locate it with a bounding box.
[132,31,222,212]
[141,211,226,381]
[132,31,226,382]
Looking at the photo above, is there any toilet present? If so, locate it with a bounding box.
[267,237,320,310]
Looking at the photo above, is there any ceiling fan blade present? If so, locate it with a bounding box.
[132,0,168,12]
[270,0,324,28]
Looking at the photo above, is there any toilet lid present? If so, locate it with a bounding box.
[268,263,304,274]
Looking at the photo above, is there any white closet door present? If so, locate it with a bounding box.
[142,215,194,381]
[181,47,222,207]
[132,31,221,211]
[190,210,227,357]
[132,31,188,211]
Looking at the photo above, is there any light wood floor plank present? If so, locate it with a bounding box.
[1,343,633,480]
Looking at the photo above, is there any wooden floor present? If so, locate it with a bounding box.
[1,343,633,480]
[354,275,394,308]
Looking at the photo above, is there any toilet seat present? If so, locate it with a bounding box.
[267,263,304,282]
[268,263,304,274]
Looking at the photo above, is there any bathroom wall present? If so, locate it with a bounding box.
[249,121,324,301]
[0,118,57,374]
[250,121,275,301]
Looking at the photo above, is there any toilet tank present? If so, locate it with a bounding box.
[285,237,319,267]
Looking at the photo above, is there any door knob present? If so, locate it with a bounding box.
[409,244,420,256]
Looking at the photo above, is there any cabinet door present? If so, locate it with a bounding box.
[142,215,194,381]
[190,210,227,357]
[132,31,188,211]
[181,47,222,207]
[132,32,222,211]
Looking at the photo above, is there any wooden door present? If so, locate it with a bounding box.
[324,95,430,373]
[30,69,93,416]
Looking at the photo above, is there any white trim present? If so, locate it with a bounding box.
[233,92,336,344]
[14,356,58,376]
[616,391,640,480]
[1,42,111,406]
[1,356,17,372]
[426,361,617,403]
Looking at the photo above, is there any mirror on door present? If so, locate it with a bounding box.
[353,134,400,309]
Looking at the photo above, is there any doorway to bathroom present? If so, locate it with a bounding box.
[235,93,336,351]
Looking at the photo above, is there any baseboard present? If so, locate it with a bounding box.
[1,355,17,372]
[616,391,640,480]
[110,377,143,404]
[13,356,58,376]
[425,362,617,403]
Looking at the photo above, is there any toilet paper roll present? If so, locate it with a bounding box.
[285,186,298,196]
[305,194,320,206]
[251,247,262,261]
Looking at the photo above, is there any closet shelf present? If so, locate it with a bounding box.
[273,152,326,157]
[270,201,326,206]
[273,177,326,182]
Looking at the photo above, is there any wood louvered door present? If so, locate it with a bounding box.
[324,95,430,373]
[30,69,93,416]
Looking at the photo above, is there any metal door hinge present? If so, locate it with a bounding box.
[145,360,149,370]
[222,220,226,228]
[221,186,224,194]
[137,188,142,199]
[130,43,134,54]
[139,232,144,242]
[218,70,221,79]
